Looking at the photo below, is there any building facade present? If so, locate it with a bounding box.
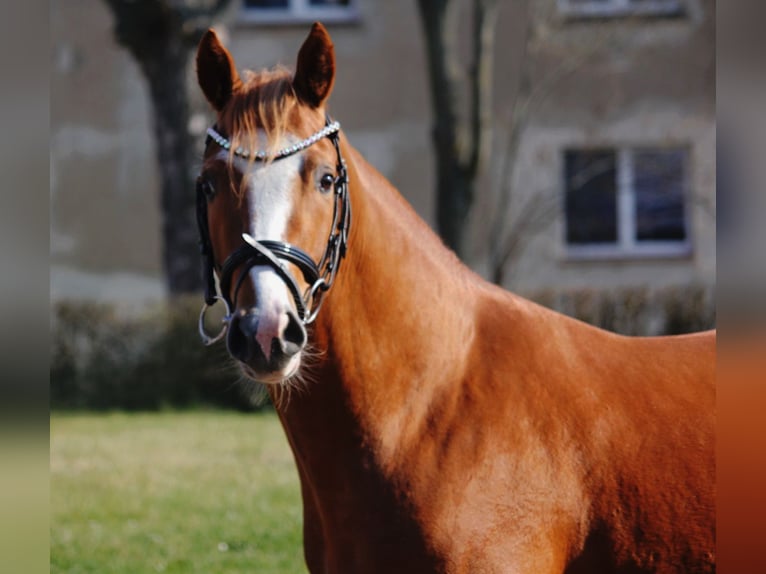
[51,0,715,308]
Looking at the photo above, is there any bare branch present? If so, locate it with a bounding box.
[467,0,500,177]
[488,15,622,282]
[492,191,559,284]
[488,0,533,269]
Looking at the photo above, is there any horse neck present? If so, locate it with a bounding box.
[276,141,479,469]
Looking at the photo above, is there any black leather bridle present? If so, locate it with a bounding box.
[196,116,351,345]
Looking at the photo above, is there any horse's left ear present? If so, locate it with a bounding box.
[294,22,336,108]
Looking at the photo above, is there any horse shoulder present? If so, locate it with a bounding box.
[396,292,595,570]
[463,291,716,572]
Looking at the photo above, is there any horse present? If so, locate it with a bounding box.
[193,23,715,574]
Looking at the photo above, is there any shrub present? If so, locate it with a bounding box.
[530,283,715,336]
[51,284,715,409]
[50,297,264,411]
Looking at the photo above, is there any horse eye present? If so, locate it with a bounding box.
[319,173,335,193]
[197,177,215,200]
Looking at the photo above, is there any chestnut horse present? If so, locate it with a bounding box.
[194,24,715,574]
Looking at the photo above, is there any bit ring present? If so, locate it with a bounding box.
[198,296,232,346]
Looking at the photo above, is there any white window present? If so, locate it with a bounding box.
[563,147,691,259]
[558,0,684,18]
[240,0,360,25]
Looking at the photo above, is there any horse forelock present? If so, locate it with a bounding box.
[218,67,299,160]
[211,67,302,201]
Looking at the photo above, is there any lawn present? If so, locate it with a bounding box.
[50,410,308,574]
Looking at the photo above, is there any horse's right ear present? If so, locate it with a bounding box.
[196,29,242,112]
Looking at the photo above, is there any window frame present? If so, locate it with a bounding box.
[239,0,361,26]
[563,146,693,261]
[557,0,685,19]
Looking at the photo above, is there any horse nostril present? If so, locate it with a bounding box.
[281,309,307,357]
[226,314,250,362]
[238,312,260,339]
[227,308,304,367]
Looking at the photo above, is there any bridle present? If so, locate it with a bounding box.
[196,116,351,346]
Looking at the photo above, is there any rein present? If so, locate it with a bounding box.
[196,116,351,346]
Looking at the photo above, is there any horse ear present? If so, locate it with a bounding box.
[196,29,242,112]
[294,22,336,108]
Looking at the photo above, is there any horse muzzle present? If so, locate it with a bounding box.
[226,306,306,383]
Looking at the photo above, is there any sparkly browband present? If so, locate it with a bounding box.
[205,121,341,160]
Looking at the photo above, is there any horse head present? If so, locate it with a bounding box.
[195,24,349,385]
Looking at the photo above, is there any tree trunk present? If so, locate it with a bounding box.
[102,0,234,296]
[416,0,498,261]
[140,43,201,294]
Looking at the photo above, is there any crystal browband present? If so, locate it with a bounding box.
[205,121,341,161]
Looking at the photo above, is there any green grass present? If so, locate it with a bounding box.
[50,411,308,574]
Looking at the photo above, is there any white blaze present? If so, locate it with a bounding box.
[218,131,302,359]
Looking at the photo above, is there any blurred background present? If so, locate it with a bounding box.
[50,0,715,410]
[47,1,720,572]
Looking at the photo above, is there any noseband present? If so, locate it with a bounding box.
[196,117,351,345]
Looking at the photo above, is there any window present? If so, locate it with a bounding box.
[563,147,691,259]
[240,0,359,25]
[558,0,684,18]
